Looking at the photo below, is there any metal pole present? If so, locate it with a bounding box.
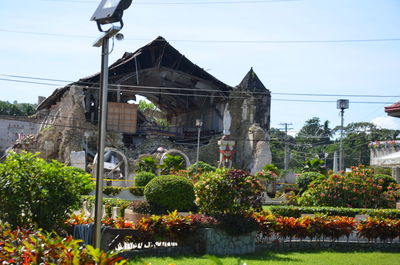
[339,109,344,171]
[333,150,338,172]
[94,36,109,249]
[196,126,201,165]
[283,123,289,170]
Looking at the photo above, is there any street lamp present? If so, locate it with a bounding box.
[337,99,349,172]
[91,0,132,31]
[91,0,132,249]
[195,119,203,168]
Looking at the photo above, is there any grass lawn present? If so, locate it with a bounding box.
[127,250,400,265]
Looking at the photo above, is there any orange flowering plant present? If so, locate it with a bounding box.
[297,165,400,208]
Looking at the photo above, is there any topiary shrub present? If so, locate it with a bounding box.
[0,152,93,230]
[296,172,326,194]
[131,172,156,196]
[144,175,195,212]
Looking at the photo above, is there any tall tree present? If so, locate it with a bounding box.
[332,122,400,168]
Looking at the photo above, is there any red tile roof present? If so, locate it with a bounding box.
[385,102,400,117]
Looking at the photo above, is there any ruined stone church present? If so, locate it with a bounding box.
[35,36,272,173]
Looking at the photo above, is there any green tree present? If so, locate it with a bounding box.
[331,122,400,168]
[0,152,93,230]
[0,100,36,116]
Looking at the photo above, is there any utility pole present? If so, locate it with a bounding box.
[279,122,293,170]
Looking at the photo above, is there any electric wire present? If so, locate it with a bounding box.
[43,0,301,4]
[1,29,400,45]
[1,73,399,98]
[0,75,398,104]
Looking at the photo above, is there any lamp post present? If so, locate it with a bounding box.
[91,0,132,249]
[337,99,349,172]
[195,119,203,167]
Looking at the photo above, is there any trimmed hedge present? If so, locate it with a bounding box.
[102,186,122,196]
[265,205,400,219]
[144,175,195,212]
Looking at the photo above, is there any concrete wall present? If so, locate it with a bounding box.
[0,115,39,154]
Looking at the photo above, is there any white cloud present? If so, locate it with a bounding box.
[371,116,400,130]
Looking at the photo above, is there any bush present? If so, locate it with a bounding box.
[160,154,185,175]
[373,174,396,191]
[0,224,125,264]
[357,217,400,242]
[255,164,280,182]
[103,186,122,196]
[131,171,156,196]
[137,155,158,174]
[144,175,195,212]
[296,172,325,194]
[0,152,93,230]
[297,165,400,208]
[266,205,400,219]
[195,169,264,215]
[187,161,216,175]
[302,158,327,175]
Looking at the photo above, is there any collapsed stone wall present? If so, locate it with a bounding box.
[33,84,269,171]
[36,85,124,164]
[227,88,272,172]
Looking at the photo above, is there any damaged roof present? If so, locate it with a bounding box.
[38,37,269,114]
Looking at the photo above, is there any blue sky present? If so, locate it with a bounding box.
[1,0,399,134]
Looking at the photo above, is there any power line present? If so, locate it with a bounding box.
[0,80,395,104]
[0,74,399,103]
[43,0,300,5]
[1,29,400,45]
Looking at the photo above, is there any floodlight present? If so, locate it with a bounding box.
[91,0,132,31]
[195,119,203,127]
[337,99,349,110]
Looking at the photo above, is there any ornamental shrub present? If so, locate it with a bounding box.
[144,175,195,212]
[195,169,264,215]
[373,174,396,191]
[0,152,93,230]
[131,171,156,196]
[187,161,216,175]
[296,171,325,194]
[255,164,280,182]
[0,223,126,264]
[160,154,185,174]
[137,155,158,174]
[266,205,400,219]
[103,186,122,196]
[297,165,400,208]
[357,217,400,242]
